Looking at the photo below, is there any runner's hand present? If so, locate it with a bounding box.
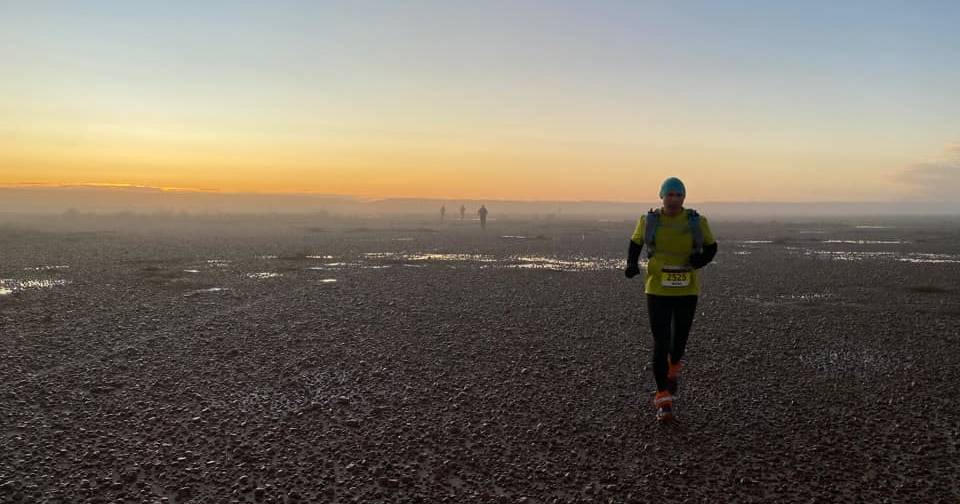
[689,253,707,269]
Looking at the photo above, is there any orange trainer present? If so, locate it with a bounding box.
[667,359,683,395]
[654,390,674,422]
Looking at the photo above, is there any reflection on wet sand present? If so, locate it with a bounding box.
[0,278,70,295]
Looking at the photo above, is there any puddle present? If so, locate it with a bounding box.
[305,262,357,269]
[0,278,71,295]
[247,272,282,279]
[183,269,201,274]
[733,251,752,255]
[822,240,905,244]
[739,240,773,244]
[357,251,632,271]
[798,230,827,234]
[797,248,959,264]
[393,237,415,242]
[802,250,896,261]
[740,292,833,307]
[184,287,229,296]
[306,255,335,260]
[21,279,69,288]
[406,253,497,262]
[521,234,549,240]
[361,252,497,264]
[500,235,527,240]
[205,259,232,268]
[509,256,627,271]
[855,225,894,229]
[307,260,370,270]
[898,253,960,264]
[320,278,337,283]
[779,293,833,300]
[1,279,70,289]
[24,265,70,271]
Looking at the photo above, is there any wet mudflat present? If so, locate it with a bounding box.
[1,215,958,503]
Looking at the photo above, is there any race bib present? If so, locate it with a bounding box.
[660,266,691,288]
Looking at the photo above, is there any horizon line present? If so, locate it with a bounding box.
[1,182,954,206]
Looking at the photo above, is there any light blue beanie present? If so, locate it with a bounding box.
[659,177,686,198]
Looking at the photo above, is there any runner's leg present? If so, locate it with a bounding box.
[669,295,698,364]
[647,294,673,391]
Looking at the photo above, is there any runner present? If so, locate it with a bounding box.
[478,205,489,230]
[624,177,718,422]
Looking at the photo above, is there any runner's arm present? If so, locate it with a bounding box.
[625,218,645,278]
[625,240,643,278]
[627,239,643,266]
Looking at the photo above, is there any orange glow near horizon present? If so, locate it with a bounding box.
[0,119,925,202]
[3,3,957,203]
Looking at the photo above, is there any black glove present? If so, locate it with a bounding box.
[689,242,718,269]
[626,240,643,278]
[689,253,708,269]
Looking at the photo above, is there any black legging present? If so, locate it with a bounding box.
[647,294,698,392]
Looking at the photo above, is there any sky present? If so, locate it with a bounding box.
[1,1,959,202]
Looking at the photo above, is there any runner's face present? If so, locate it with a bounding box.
[662,191,685,213]
[663,191,685,214]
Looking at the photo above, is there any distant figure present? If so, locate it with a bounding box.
[477,205,488,229]
[624,177,717,423]
[440,205,446,222]
[459,205,466,221]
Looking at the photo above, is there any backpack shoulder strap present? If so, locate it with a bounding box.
[687,209,704,253]
[644,208,660,258]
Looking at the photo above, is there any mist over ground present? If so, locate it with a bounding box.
[2,186,959,222]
